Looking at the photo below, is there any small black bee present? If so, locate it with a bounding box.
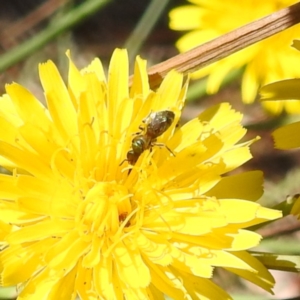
[143,110,175,139]
[121,110,175,168]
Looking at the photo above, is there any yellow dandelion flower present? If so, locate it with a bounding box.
[260,40,300,148]
[169,0,300,114]
[0,49,281,299]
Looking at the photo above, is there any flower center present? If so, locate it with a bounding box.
[76,182,132,237]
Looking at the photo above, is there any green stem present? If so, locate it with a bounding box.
[0,0,111,72]
[124,0,170,64]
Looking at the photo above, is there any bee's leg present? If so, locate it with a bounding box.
[132,124,146,136]
[119,158,128,166]
[153,142,175,156]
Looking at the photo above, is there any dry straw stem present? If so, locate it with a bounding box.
[136,1,300,89]
[0,0,66,49]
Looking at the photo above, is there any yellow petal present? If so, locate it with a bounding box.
[0,141,52,178]
[48,266,77,300]
[230,229,262,250]
[113,243,151,288]
[39,60,78,145]
[260,79,300,101]
[94,255,124,299]
[206,171,263,201]
[272,121,300,149]
[225,251,275,293]
[81,55,106,82]
[108,49,129,133]
[6,219,74,244]
[130,55,149,98]
[6,83,51,129]
[145,259,187,300]
[169,6,203,30]
[1,240,54,286]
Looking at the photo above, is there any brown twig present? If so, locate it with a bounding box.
[258,217,300,239]
[134,1,300,89]
[0,0,68,50]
